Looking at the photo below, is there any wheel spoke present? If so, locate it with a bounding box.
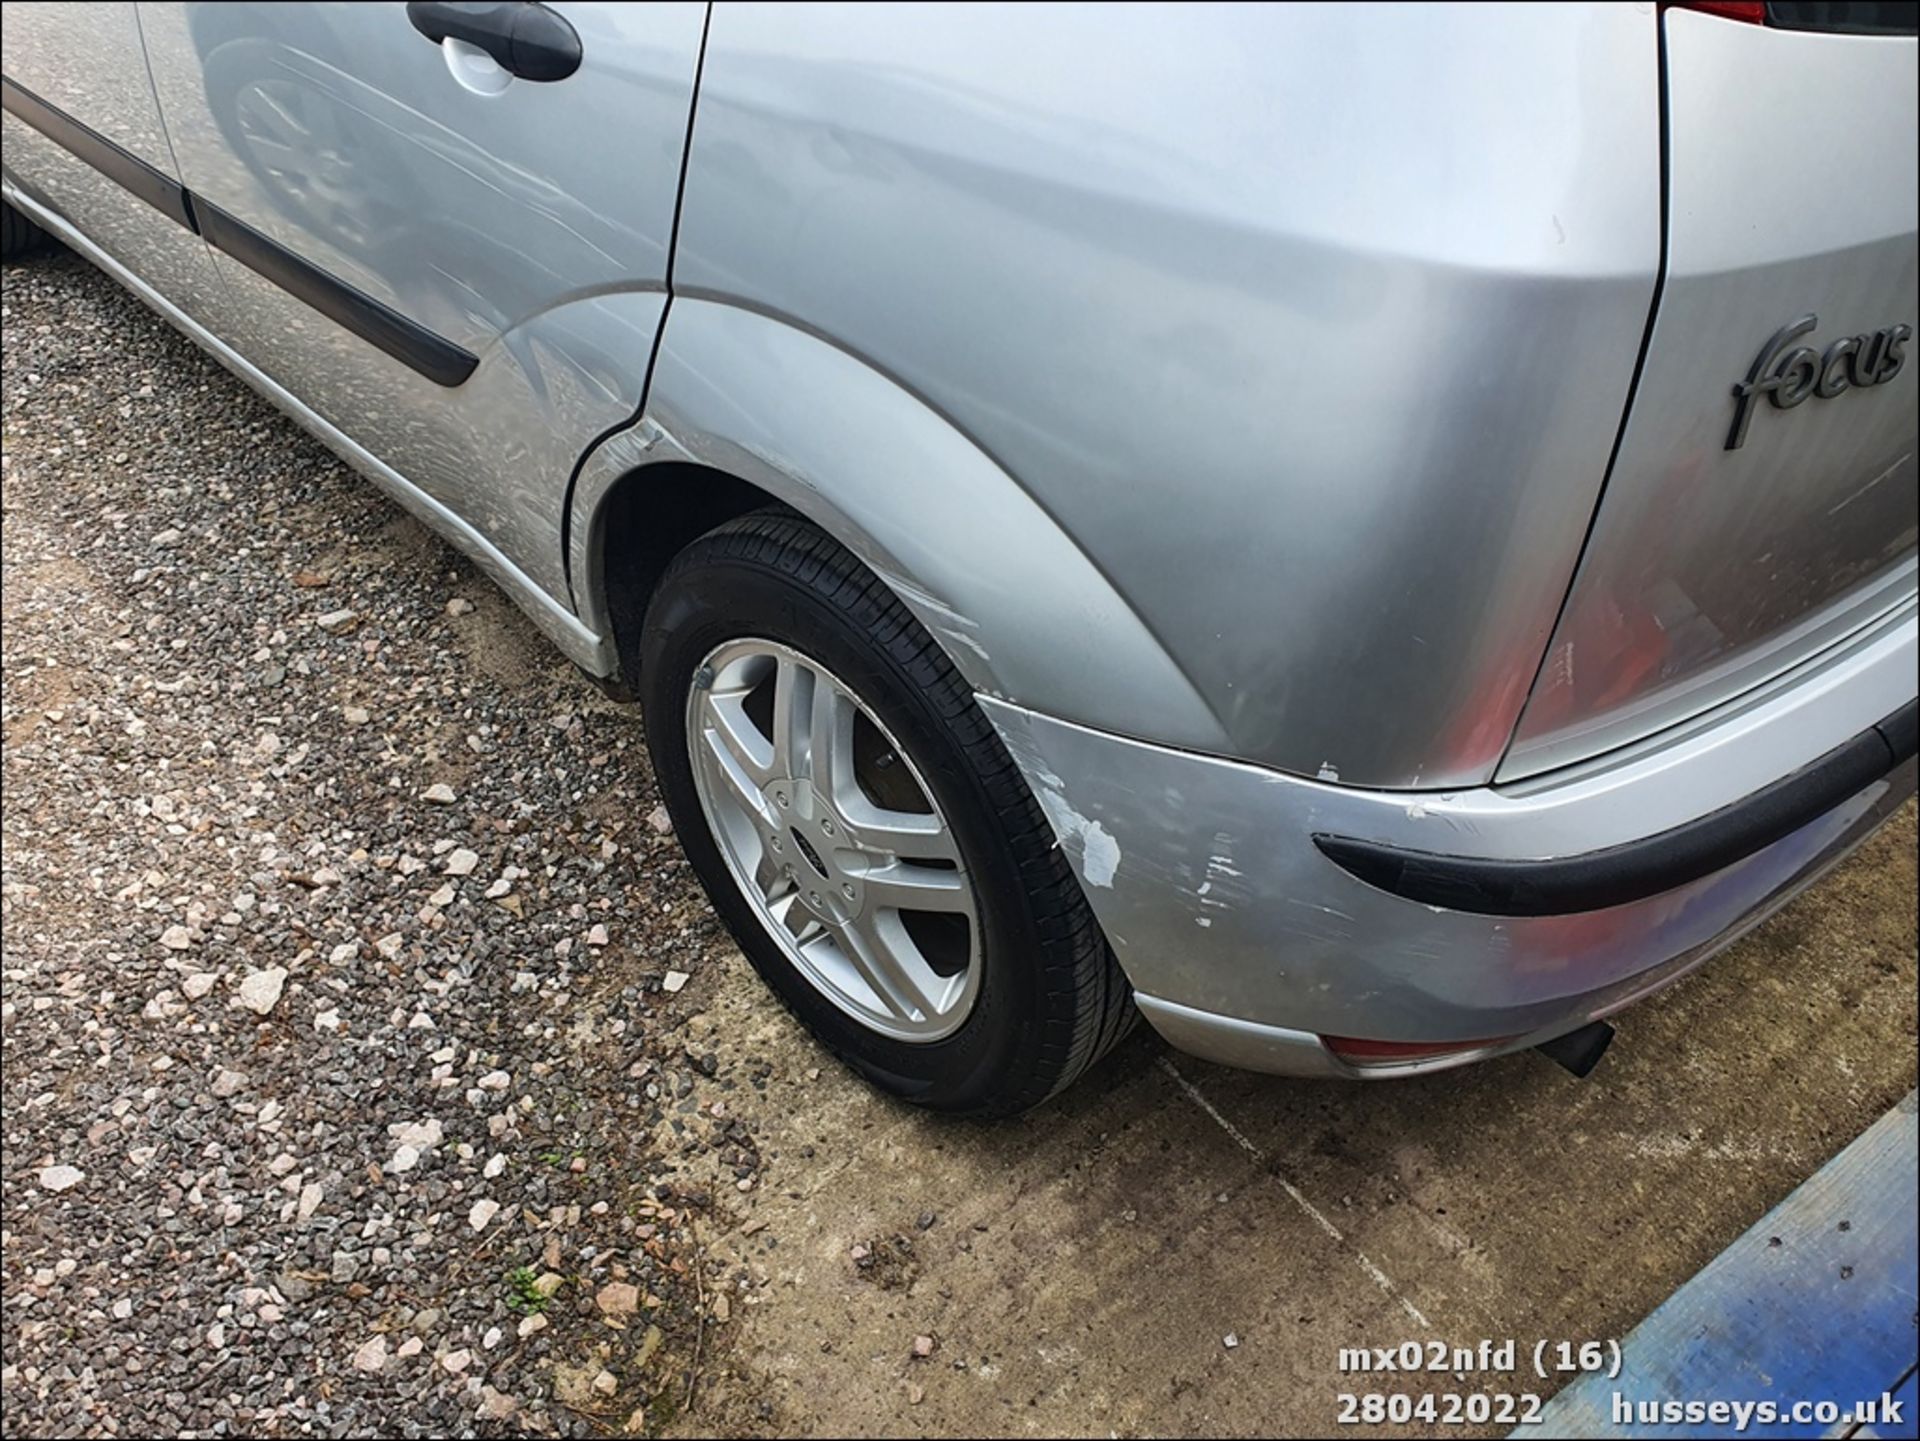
[769,890,820,943]
[834,913,932,1021]
[841,801,959,864]
[768,657,813,780]
[863,859,974,915]
[751,842,791,902]
[807,681,856,812]
[695,718,776,831]
[704,681,775,777]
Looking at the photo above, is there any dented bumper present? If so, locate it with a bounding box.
[980,600,1918,1078]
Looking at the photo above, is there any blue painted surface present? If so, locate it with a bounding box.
[1517,1091,1918,1439]
[1857,1368,1917,1439]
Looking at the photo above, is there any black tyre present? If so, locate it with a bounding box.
[641,512,1133,1116]
[2,201,50,261]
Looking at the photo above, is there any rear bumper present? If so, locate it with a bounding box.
[980,598,1917,1078]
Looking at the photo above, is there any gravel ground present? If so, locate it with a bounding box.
[3,251,769,1437]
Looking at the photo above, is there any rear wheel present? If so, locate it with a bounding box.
[2,201,50,261]
[641,513,1133,1116]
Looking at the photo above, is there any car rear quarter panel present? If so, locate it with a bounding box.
[669,1,1663,787]
[578,298,1233,753]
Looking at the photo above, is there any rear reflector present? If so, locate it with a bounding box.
[1671,1,1767,19]
[1668,1,1920,30]
[1322,1034,1513,1067]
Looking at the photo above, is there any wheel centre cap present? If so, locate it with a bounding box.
[766,779,863,921]
[790,826,831,880]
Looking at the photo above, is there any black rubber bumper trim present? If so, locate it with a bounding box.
[194,202,478,387]
[4,74,477,388]
[2,76,197,233]
[1315,698,1917,918]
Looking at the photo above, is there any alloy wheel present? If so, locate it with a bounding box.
[684,638,981,1042]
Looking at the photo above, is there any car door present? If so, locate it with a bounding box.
[136,0,707,610]
[1,2,229,328]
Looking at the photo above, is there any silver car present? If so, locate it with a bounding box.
[4,1,1914,1114]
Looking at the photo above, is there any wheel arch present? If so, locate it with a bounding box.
[569,296,1229,752]
[574,457,786,693]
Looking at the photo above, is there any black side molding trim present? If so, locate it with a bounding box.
[2,76,197,232]
[4,74,477,388]
[195,203,478,387]
[1315,699,1917,918]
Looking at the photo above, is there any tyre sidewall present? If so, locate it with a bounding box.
[641,544,1056,1113]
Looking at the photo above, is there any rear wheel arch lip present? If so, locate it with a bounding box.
[572,438,1017,704]
[569,449,789,687]
[567,294,1232,755]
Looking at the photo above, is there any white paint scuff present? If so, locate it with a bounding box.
[987,716,1120,888]
[883,573,994,669]
[1033,785,1121,889]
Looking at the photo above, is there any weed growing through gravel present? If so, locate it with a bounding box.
[504,1266,548,1315]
